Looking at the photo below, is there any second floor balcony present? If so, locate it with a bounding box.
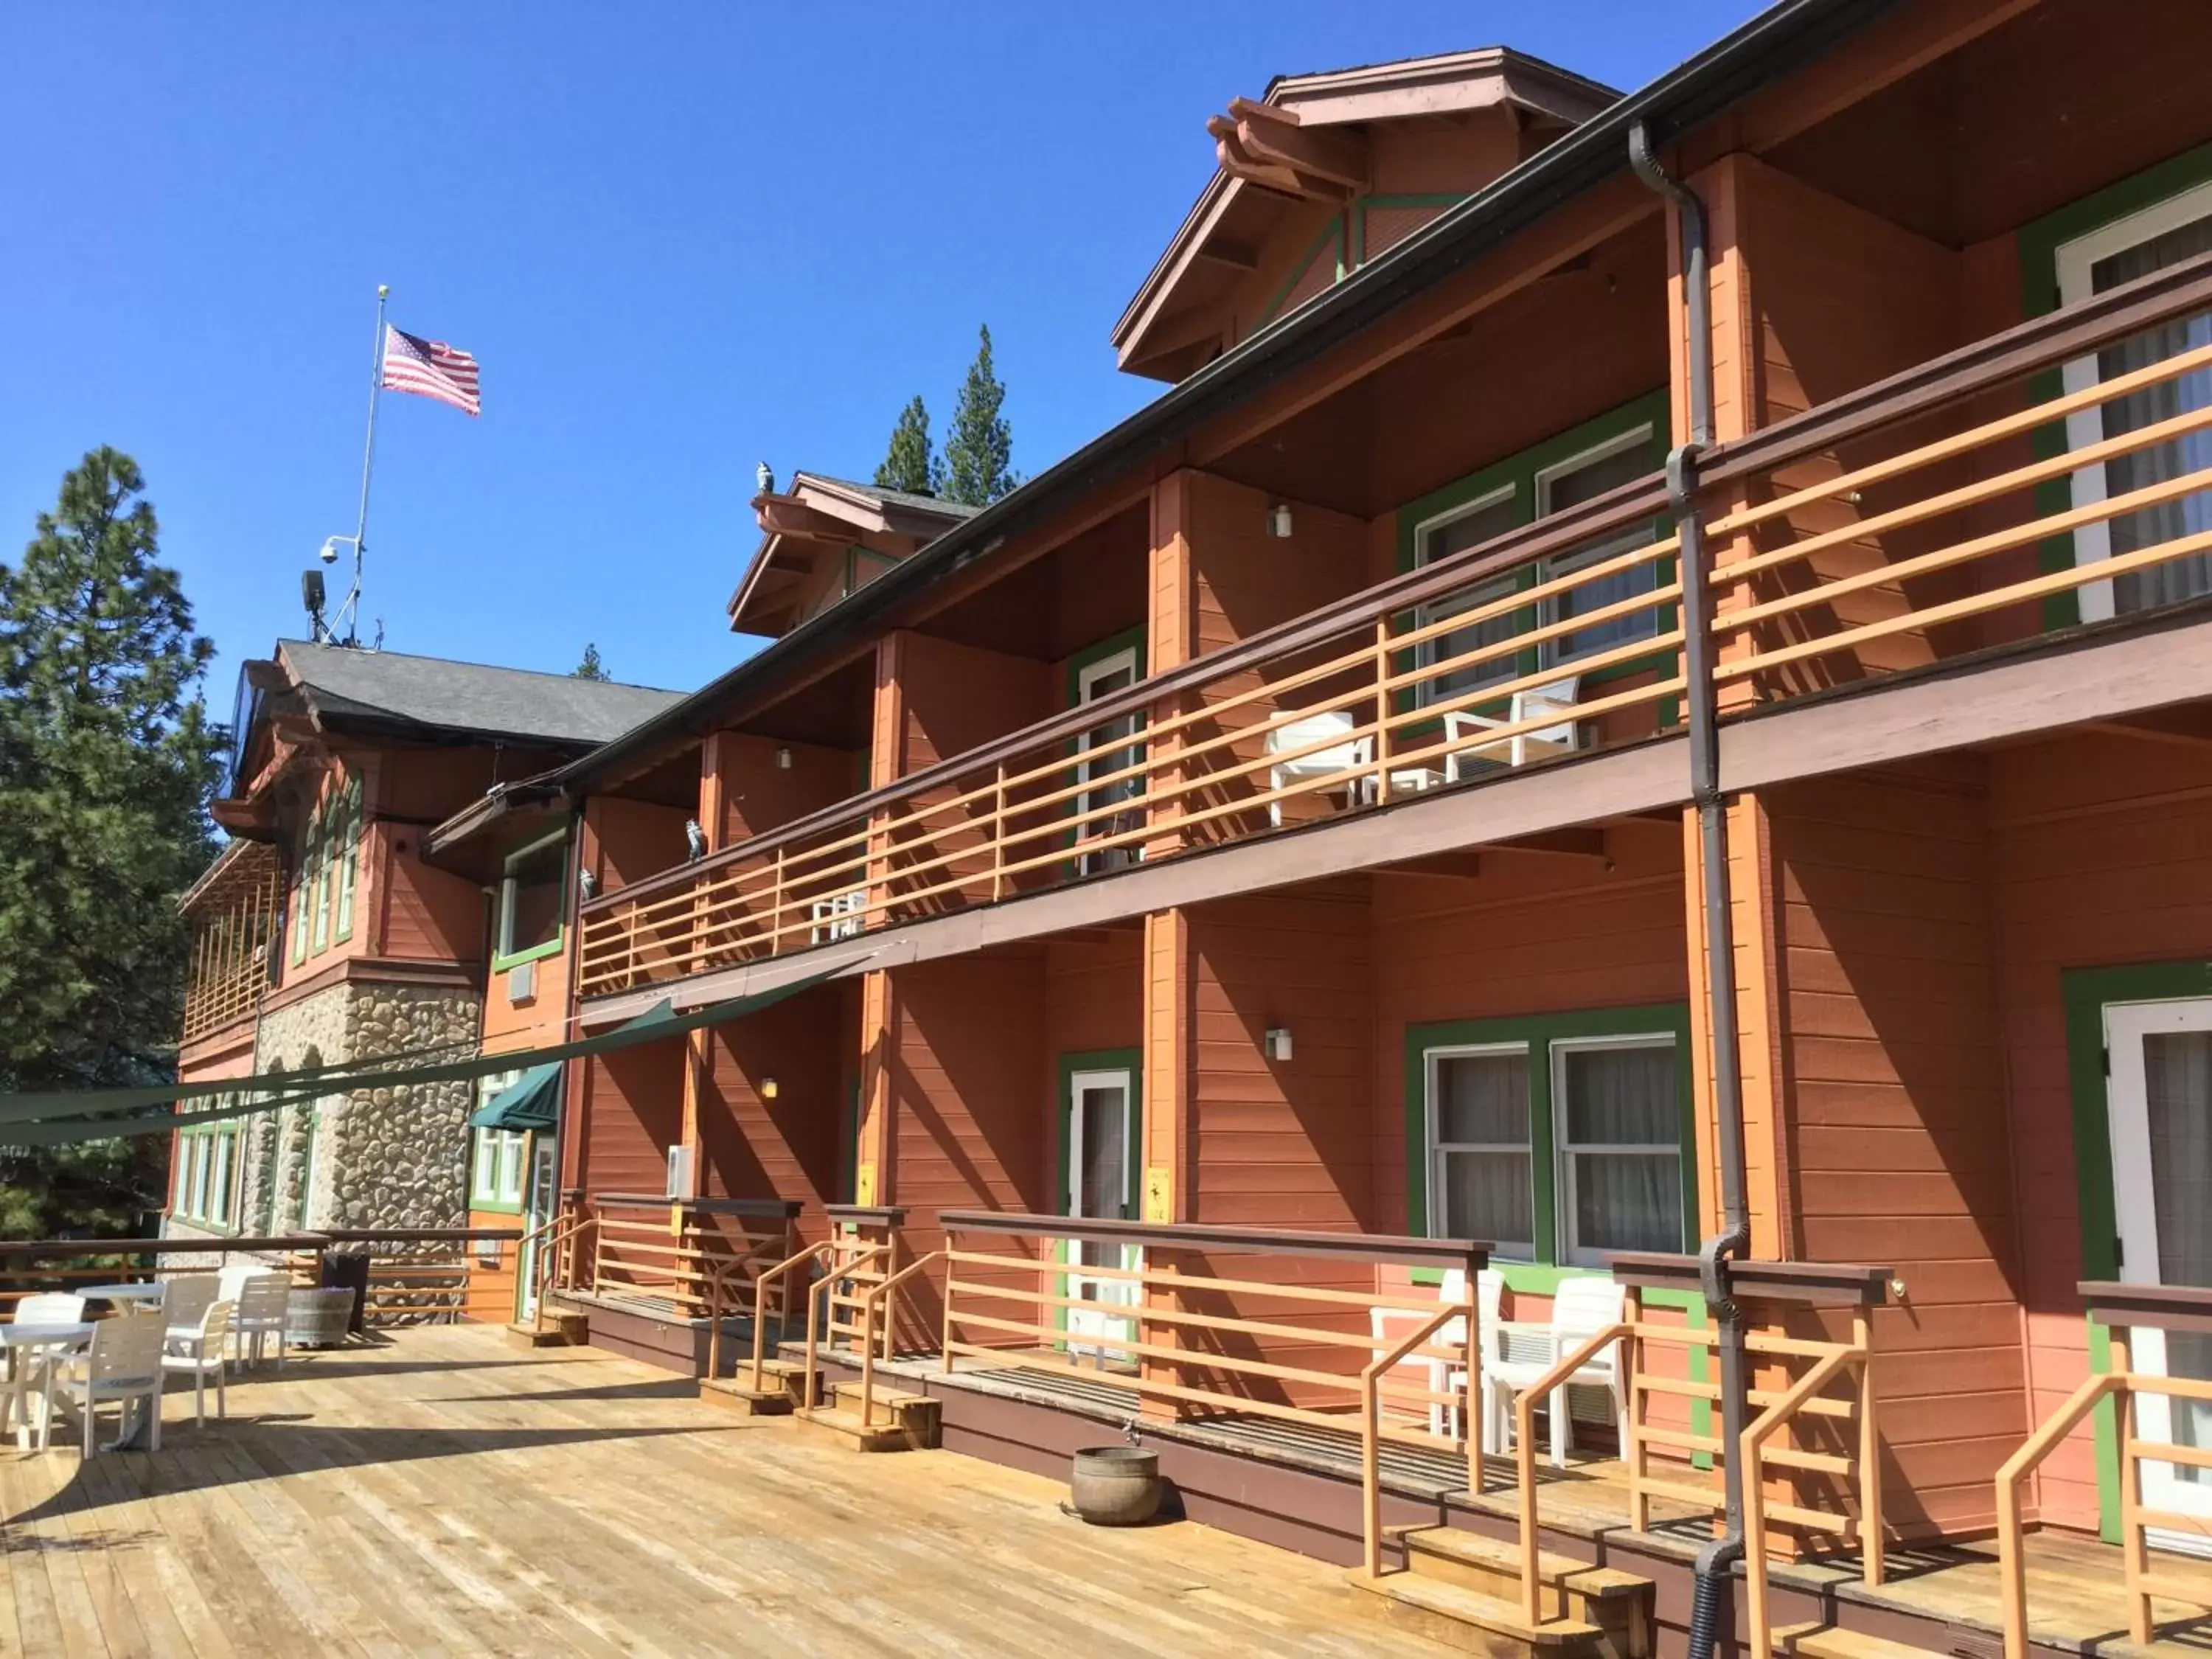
[577,249,2212,1004]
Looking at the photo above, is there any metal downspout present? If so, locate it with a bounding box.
[1630,121,1753,1646]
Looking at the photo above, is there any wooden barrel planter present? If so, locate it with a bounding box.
[1068,1447,1162,1526]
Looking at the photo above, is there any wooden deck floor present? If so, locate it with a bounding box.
[0,1324,1467,1658]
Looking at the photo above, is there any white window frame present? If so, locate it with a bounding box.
[496,828,569,965]
[1423,1040,1534,1262]
[1411,485,1519,707]
[1533,423,1663,669]
[471,1069,529,1209]
[1551,1032,1683,1269]
[2057,178,2212,623]
[1074,646,1144,874]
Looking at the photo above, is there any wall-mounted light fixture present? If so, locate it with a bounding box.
[1264,1026,1293,1062]
[1265,502,1294,539]
[761,1077,780,1101]
[774,746,793,770]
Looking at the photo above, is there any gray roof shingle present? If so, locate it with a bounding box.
[277,640,688,748]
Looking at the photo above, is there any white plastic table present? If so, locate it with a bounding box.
[0,1321,94,1450]
[77,1281,167,1305]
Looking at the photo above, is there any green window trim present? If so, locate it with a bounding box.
[1062,625,1149,871]
[333,777,361,944]
[1390,389,1678,735]
[173,1114,244,1234]
[310,796,334,953]
[1055,1048,1144,1344]
[1352,193,1468,269]
[1256,215,1349,331]
[2061,956,2212,1542]
[1403,1001,1698,1271]
[2017,139,2212,633]
[492,825,570,974]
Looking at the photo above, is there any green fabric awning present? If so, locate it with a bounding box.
[468,1062,562,1133]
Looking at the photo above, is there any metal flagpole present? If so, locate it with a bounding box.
[341,284,390,646]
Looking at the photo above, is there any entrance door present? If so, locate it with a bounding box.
[518,1137,560,1321]
[1065,1067,1138,1358]
[1074,650,1143,877]
[2106,997,2212,1540]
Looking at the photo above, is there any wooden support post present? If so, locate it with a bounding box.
[768,848,785,955]
[1627,1287,1649,1531]
[1465,1265,1484,1495]
[1856,1307,1883,1587]
[1373,617,1394,806]
[990,764,1008,902]
[2115,1326,2150,1645]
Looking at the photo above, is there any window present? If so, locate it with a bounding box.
[1554,1037,1684,1266]
[1073,641,1145,877]
[1405,406,1668,710]
[173,1113,242,1230]
[495,829,568,969]
[310,797,334,953]
[1427,1046,1534,1259]
[2057,179,2212,621]
[470,1069,529,1211]
[1411,1006,1691,1266]
[333,776,361,942]
[290,817,317,966]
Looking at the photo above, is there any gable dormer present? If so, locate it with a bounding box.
[1110,48,1618,383]
[727,472,977,638]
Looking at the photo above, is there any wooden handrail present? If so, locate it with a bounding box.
[1514,1320,1630,1625]
[749,1239,837,1391]
[855,1250,947,1428]
[1997,1372,2121,1659]
[801,1242,891,1416]
[1360,1303,1465,1579]
[941,1211,1489,1272]
[1743,1344,1866,1659]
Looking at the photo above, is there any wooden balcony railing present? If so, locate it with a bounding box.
[1997,1281,2212,1658]
[181,852,283,1043]
[577,248,2212,999]
[580,1193,799,1317]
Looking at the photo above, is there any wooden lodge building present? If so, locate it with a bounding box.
[168,1,2212,1652]
[168,643,682,1274]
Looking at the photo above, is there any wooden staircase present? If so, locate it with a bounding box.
[504,1310,587,1349]
[1351,1526,1656,1659]
[698,1357,818,1416]
[803,1380,941,1453]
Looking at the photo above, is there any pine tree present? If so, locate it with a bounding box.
[874,396,942,497]
[0,448,225,1234]
[940,326,1018,507]
[573,642,610,681]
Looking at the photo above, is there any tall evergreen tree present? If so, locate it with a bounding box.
[572,642,610,681]
[874,395,942,497]
[0,448,224,1234]
[940,326,1018,507]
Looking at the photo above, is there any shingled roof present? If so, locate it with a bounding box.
[272,641,687,748]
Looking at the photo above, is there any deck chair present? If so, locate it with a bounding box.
[57,1309,167,1457]
[1443,674,1582,777]
[1474,1276,1628,1467]
[230,1273,293,1370]
[163,1299,234,1427]
[1264,712,1374,827]
[162,1274,222,1338]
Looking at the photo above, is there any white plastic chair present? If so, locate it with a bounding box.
[163,1299,234,1426]
[162,1274,221,1338]
[1370,1269,1473,1439]
[230,1273,292,1370]
[1473,1276,1628,1467]
[13,1293,87,1326]
[1264,712,1374,827]
[58,1310,167,1457]
[1443,674,1582,777]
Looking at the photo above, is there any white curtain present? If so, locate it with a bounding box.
[2148,1032,2212,1476]
[1562,1044,1682,1256]
[1435,1051,1532,1252]
[1077,1084,1128,1271]
[2093,216,2212,613]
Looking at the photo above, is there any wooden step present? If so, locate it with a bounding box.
[1781,1626,1949,1659]
[801,1405,919,1453]
[1390,1528,1654,1658]
[827,1381,941,1449]
[697,1377,793,1416]
[503,1313,586,1349]
[1350,1570,1612,1658]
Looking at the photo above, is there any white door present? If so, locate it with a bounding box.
[2106,997,2212,1542]
[2058,182,2212,622]
[1074,650,1143,877]
[1065,1068,1138,1357]
[518,1138,559,1321]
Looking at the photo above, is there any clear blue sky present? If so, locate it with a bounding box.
[1,2,1761,709]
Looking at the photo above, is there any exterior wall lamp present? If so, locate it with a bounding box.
[1265,502,1294,539]
[761,1077,780,1101]
[774,746,793,770]
[1264,1027,1293,1062]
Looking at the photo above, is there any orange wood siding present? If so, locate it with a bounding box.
[1989,731,2212,1531]
[695,985,844,1246]
[465,1207,519,1322]
[577,1039,684,1197]
[377,829,484,964]
[585,797,691,892]
[1764,762,2023,1540]
[711,732,855,847]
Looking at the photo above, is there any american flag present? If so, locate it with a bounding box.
[379,324,481,417]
